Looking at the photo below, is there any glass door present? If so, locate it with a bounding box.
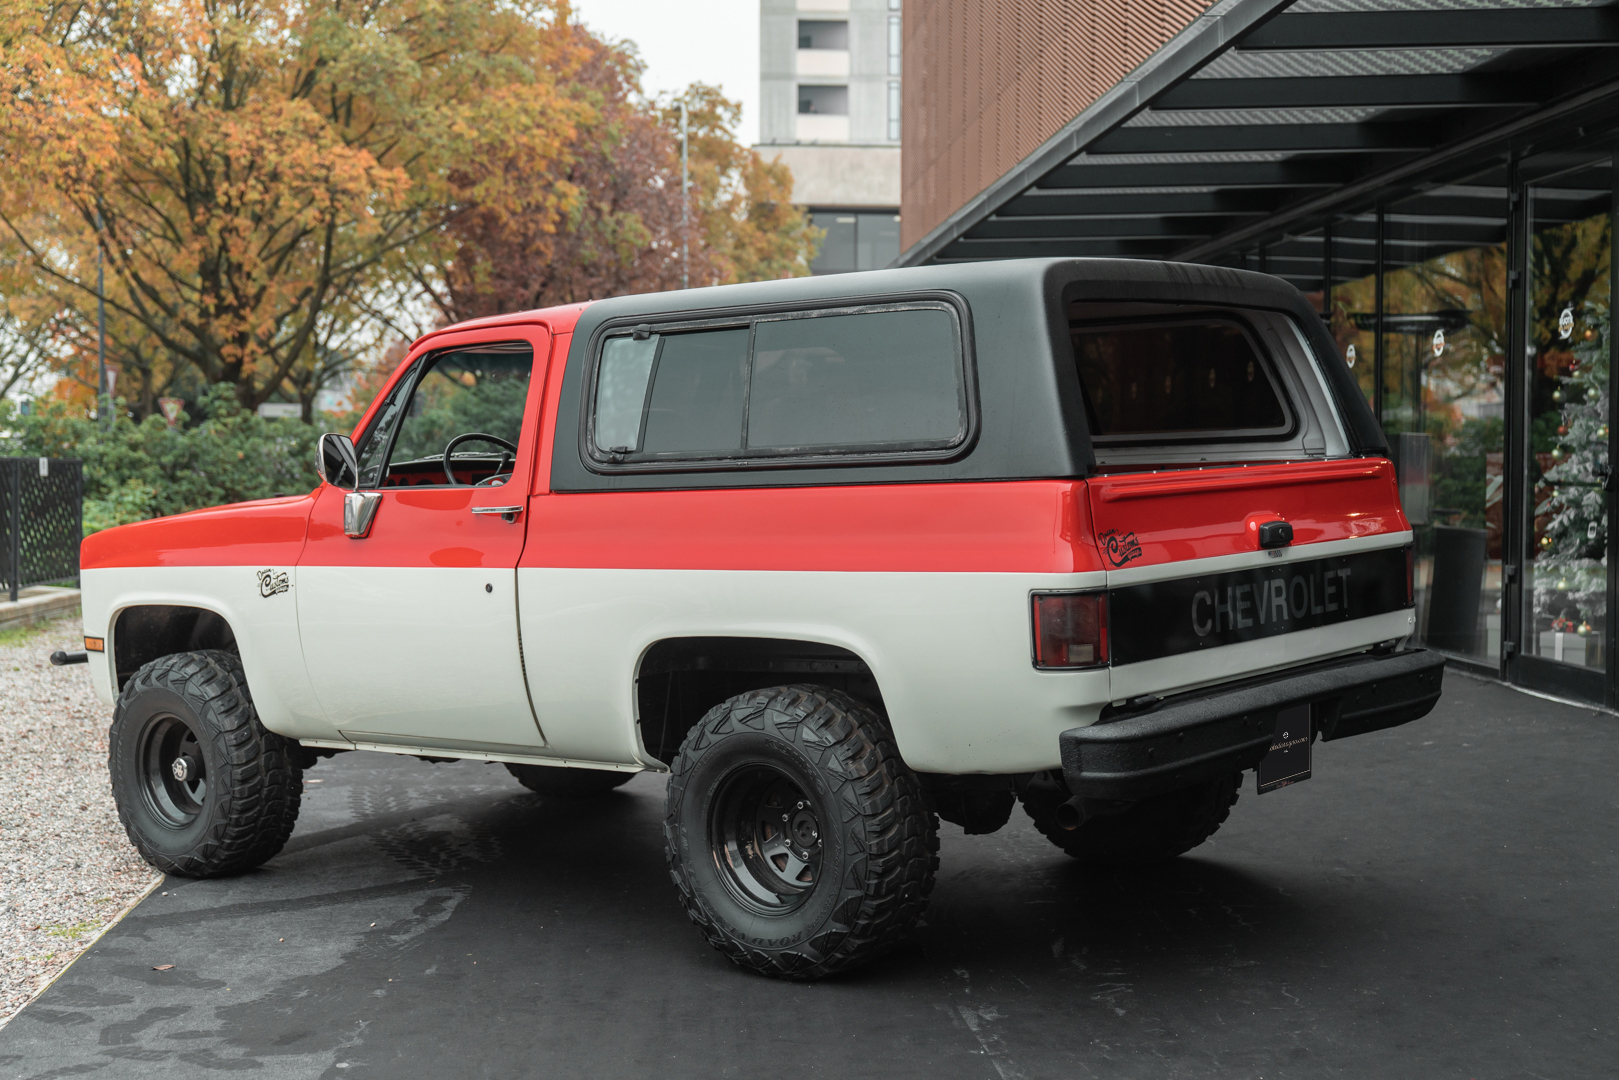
[1375,169,1509,667]
[1520,156,1614,697]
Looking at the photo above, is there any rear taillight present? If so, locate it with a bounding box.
[1032,592,1108,669]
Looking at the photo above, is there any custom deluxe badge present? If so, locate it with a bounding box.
[256,569,290,598]
[1100,529,1143,567]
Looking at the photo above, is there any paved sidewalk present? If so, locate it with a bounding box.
[0,672,1614,1078]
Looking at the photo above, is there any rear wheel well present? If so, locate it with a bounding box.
[113,606,238,692]
[637,637,884,765]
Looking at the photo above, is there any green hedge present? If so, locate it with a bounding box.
[2,386,325,535]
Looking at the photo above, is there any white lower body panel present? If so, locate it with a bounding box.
[79,565,320,732]
[296,566,544,749]
[517,567,1109,775]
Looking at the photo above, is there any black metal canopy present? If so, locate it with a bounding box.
[897,0,1619,292]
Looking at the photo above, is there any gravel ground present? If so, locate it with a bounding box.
[0,613,159,1025]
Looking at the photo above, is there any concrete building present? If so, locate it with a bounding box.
[758,0,903,273]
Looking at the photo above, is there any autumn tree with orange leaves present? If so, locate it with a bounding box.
[0,0,593,417]
[410,29,818,325]
[0,1,818,422]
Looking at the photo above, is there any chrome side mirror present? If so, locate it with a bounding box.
[317,432,359,490]
[318,432,379,538]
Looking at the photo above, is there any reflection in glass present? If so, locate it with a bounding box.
[1333,172,1509,663]
[1327,213,1379,408]
[1525,159,1612,673]
[595,335,660,452]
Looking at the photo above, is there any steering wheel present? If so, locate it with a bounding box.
[442,432,518,486]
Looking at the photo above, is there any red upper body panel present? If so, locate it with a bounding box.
[1087,459,1409,569]
[81,495,316,569]
[79,298,1406,577]
[82,307,585,571]
[519,481,1104,575]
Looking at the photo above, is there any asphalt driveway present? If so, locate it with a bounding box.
[1,671,1614,1079]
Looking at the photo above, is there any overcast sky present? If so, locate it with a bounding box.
[569,0,761,148]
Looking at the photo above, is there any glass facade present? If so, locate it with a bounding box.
[1524,156,1613,679]
[1229,150,1618,706]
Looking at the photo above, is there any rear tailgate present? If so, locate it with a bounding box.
[1088,459,1416,701]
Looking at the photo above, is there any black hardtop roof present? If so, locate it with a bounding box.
[575,257,1313,327]
[550,258,1383,493]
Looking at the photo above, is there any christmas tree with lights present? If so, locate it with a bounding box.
[1534,300,1609,641]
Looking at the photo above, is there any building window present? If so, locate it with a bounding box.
[888,0,900,9]
[887,81,901,141]
[798,20,849,50]
[809,212,902,274]
[798,84,849,115]
[887,15,901,75]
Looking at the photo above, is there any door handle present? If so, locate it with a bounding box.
[471,505,523,523]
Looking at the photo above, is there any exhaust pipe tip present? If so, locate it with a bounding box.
[1054,796,1086,831]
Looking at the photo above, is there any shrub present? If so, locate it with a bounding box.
[3,385,324,535]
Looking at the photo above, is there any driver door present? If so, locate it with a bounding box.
[296,327,550,752]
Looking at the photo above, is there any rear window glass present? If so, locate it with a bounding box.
[1071,319,1291,442]
[589,304,966,465]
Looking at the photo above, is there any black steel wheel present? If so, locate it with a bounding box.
[109,650,302,878]
[664,684,938,980]
[709,764,823,915]
[137,713,209,828]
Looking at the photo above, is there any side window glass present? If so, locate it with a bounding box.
[642,329,750,455]
[368,345,534,487]
[588,303,967,467]
[355,374,416,489]
[749,309,962,450]
[595,335,659,453]
[592,327,750,456]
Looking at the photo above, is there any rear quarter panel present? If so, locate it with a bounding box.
[518,481,1112,774]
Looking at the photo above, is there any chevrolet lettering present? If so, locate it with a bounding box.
[83,258,1444,981]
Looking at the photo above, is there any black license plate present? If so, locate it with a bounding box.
[1257,703,1312,794]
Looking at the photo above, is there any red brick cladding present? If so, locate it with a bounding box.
[901,0,1210,251]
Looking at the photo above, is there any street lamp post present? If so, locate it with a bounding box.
[679,100,689,291]
[94,211,108,429]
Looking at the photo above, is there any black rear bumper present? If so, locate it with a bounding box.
[1059,649,1445,801]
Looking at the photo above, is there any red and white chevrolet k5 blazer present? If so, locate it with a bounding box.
[79,258,1442,978]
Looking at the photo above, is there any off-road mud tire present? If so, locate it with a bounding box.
[109,649,302,877]
[504,763,634,796]
[664,684,939,980]
[1019,771,1242,866]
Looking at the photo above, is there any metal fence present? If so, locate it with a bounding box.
[1,458,83,602]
